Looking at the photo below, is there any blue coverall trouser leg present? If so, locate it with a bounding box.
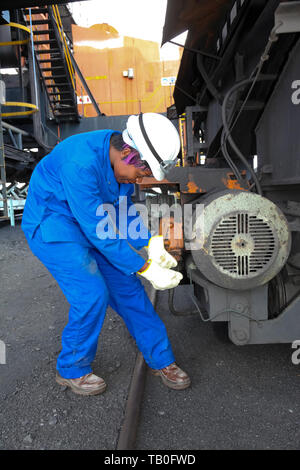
[26,227,175,379]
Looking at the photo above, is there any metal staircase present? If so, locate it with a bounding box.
[23,5,79,122]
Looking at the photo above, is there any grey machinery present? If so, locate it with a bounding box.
[160,0,300,344]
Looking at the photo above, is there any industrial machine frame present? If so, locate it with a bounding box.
[1,1,300,345]
[139,0,300,345]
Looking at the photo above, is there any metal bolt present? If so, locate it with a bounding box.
[235,303,244,312]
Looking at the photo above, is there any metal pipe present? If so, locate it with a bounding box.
[28,9,39,110]
[0,74,8,219]
[69,50,102,116]
[16,10,25,104]
[222,75,276,196]
[168,40,221,61]
[2,121,29,136]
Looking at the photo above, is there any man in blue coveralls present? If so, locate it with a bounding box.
[22,112,191,395]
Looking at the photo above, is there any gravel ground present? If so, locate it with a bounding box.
[136,286,300,450]
[1,221,300,451]
[0,221,141,450]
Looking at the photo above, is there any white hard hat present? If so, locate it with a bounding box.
[122,113,181,181]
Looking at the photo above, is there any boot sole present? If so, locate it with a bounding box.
[151,370,191,390]
[56,375,107,396]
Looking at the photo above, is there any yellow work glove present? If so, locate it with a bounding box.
[146,235,177,269]
[138,260,183,291]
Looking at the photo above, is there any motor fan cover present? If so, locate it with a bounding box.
[190,190,291,290]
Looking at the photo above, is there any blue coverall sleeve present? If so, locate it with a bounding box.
[126,197,151,250]
[59,162,146,275]
[116,184,151,250]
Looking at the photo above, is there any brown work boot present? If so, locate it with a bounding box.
[151,362,191,390]
[56,371,106,396]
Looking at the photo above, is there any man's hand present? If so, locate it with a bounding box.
[146,235,177,269]
[138,260,182,290]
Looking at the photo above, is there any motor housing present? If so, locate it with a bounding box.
[190,190,291,290]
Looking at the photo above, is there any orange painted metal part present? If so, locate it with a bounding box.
[137,176,177,191]
[222,172,249,191]
[186,180,204,193]
[159,215,184,262]
[138,170,249,193]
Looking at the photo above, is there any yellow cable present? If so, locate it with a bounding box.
[1,102,38,117]
[0,39,29,46]
[6,22,31,34]
[0,22,30,46]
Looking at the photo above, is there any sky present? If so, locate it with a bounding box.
[68,0,187,60]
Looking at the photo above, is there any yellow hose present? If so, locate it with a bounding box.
[1,102,38,117]
[0,22,30,46]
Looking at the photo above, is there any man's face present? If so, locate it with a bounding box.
[113,147,152,184]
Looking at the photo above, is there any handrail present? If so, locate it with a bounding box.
[28,8,39,111]
[51,5,76,92]
[0,20,38,117]
[54,5,75,77]
[68,48,102,116]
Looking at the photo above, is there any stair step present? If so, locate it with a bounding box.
[54,112,77,117]
[38,58,63,68]
[44,75,68,80]
[55,108,77,111]
[35,49,60,55]
[48,91,73,96]
[33,29,54,35]
[55,108,77,112]
[46,84,71,88]
[41,66,65,72]
[30,19,51,25]
[33,39,57,45]
[50,102,73,107]
[37,58,64,63]
[50,97,74,101]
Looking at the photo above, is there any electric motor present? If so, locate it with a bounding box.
[190,190,291,290]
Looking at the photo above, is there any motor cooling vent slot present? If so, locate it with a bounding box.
[211,213,276,277]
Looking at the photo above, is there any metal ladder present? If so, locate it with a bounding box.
[23,5,79,122]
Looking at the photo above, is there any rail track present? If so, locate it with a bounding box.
[117,288,157,450]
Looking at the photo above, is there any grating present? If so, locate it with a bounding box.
[211,213,276,276]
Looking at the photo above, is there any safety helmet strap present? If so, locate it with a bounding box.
[138,113,164,165]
